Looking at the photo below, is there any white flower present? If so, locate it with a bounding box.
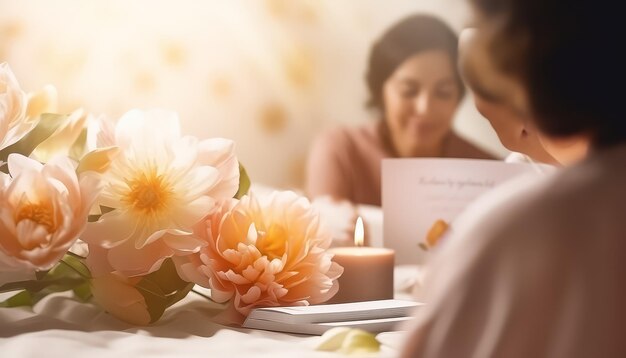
[82,109,240,276]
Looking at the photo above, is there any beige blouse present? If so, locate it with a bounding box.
[305,121,495,206]
[401,143,626,358]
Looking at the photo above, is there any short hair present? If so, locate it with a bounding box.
[471,0,626,148]
[366,14,465,111]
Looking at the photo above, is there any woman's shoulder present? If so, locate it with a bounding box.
[446,147,626,259]
[446,132,498,160]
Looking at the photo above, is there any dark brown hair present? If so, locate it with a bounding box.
[366,14,465,111]
[471,0,625,147]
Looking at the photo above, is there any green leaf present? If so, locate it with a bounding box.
[234,162,251,199]
[134,259,195,323]
[135,277,168,324]
[0,275,86,307]
[0,290,33,308]
[0,278,70,294]
[0,254,91,307]
[69,127,88,160]
[0,113,69,172]
[35,270,50,280]
[58,254,91,280]
[165,282,194,308]
[141,259,187,295]
[72,281,92,302]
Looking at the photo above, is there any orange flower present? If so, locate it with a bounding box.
[175,191,343,316]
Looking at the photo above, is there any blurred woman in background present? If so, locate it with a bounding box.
[306,14,494,206]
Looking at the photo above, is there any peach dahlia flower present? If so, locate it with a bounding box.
[175,191,344,316]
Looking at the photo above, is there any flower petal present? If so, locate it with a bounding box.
[82,210,138,248]
[7,153,43,178]
[106,239,173,276]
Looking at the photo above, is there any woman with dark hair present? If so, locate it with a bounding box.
[306,14,494,206]
[458,28,560,165]
[402,0,626,357]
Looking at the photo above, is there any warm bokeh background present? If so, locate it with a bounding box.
[0,0,507,190]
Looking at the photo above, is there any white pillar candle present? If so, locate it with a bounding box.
[327,217,395,303]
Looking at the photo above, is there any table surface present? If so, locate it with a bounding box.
[0,266,422,358]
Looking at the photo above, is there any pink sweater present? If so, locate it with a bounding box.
[305,121,496,206]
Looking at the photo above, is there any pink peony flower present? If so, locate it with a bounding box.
[0,154,101,285]
[175,191,344,316]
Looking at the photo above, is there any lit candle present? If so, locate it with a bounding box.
[327,217,395,303]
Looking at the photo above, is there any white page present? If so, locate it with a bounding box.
[243,316,413,335]
[382,158,552,264]
[246,299,421,324]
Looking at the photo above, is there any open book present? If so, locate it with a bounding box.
[242,299,421,335]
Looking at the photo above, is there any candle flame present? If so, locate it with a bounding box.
[354,216,364,247]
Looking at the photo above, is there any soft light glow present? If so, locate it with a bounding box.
[354,216,364,247]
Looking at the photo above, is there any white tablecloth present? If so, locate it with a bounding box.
[0,266,422,358]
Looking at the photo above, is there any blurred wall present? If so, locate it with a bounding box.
[0,0,508,190]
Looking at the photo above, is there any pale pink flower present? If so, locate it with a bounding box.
[175,191,344,316]
[0,154,101,285]
[81,109,239,276]
[0,63,35,151]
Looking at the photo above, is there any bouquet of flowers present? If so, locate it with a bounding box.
[0,63,344,325]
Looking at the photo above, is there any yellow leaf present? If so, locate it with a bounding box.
[316,327,381,355]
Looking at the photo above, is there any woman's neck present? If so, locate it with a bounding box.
[405,141,446,157]
[539,134,590,166]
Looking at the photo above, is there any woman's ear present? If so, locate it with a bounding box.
[514,120,556,165]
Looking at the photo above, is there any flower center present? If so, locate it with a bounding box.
[16,202,56,232]
[254,223,287,261]
[123,170,172,215]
